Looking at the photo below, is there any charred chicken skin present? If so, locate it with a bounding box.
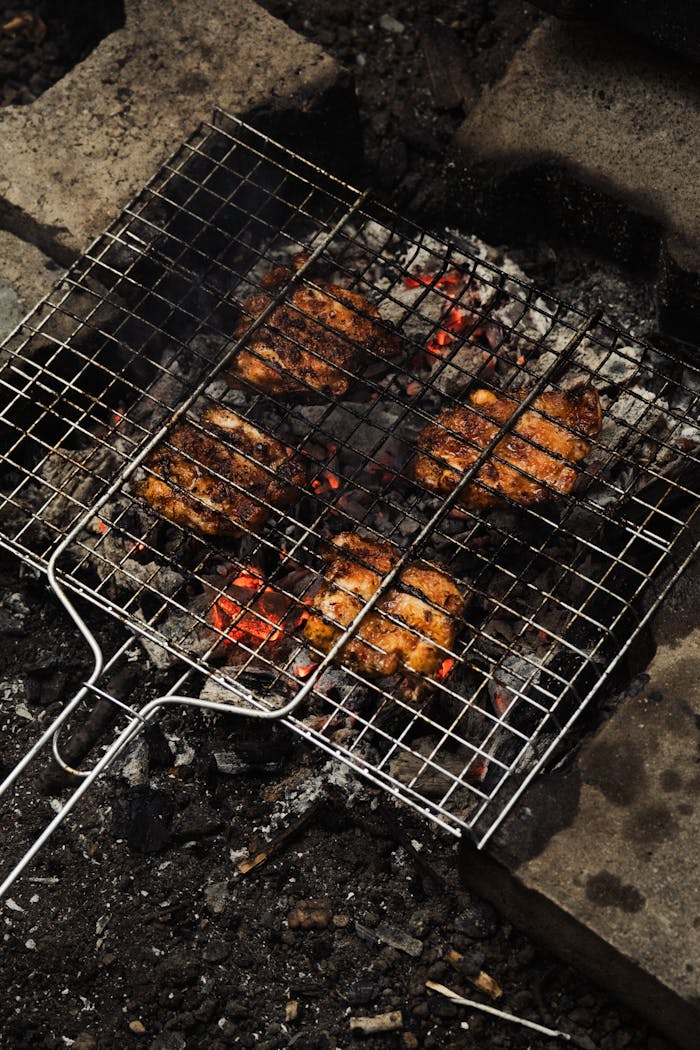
[303,532,467,679]
[412,384,602,510]
[133,405,307,538]
[224,266,401,402]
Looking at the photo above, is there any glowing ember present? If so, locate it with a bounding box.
[97,521,107,534]
[492,691,514,717]
[469,761,488,783]
[404,268,493,372]
[425,302,491,365]
[294,662,318,679]
[312,469,341,495]
[404,268,464,290]
[435,656,456,681]
[210,568,289,650]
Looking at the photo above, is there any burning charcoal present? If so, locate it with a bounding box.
[346,980,379,1007]
[111,785,175,853]
[454,898,499,940]
[207,567,296,665]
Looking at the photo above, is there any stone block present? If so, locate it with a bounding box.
[0,0,355,264]
[450,17,700,340]
[458,535,700,1050]
[0,231,64,343]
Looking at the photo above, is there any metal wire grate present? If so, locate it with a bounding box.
[1,110,699,851]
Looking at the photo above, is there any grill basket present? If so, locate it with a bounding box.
[1,111,699,894]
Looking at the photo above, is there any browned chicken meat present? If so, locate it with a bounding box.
[412,384,602,510]
[303,532,467,679]
[224,266,401,402]
[133,405,307,538]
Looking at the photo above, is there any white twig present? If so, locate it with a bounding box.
[425,981,572,1042]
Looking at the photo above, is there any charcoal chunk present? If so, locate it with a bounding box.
[454,898,498,940]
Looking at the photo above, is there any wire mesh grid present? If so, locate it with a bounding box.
[1,111,699,845]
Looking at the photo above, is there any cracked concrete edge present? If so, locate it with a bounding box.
[0,0,358,267]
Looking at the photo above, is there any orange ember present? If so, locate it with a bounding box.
[492,691,514,717]
[294,662,318,679]
[210,568,289,650]
[436,656,456,681]
[404,268,492,370]
[469,761,488,783]
[312,469,341,495]
[404,268,464,290]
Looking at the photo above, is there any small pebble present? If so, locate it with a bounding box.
[378,13,404,33]
[129,1019,146,1035]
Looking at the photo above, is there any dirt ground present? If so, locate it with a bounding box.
[0,2,678,1049]
[0,545,666,1050]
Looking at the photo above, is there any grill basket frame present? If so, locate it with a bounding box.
[1,111,699,886]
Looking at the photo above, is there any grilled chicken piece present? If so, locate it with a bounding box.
[303,532,467,679]
[133,405,307,538]
[224,266,401,402]
[412,384,602,510]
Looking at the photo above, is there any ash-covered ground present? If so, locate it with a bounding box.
[0,2,677,1049]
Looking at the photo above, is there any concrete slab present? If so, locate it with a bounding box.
[0,0,355,264]
[0,233,64,331]
[459,546,700,1049]
[0,230,64,343]
[450,17,700,340]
